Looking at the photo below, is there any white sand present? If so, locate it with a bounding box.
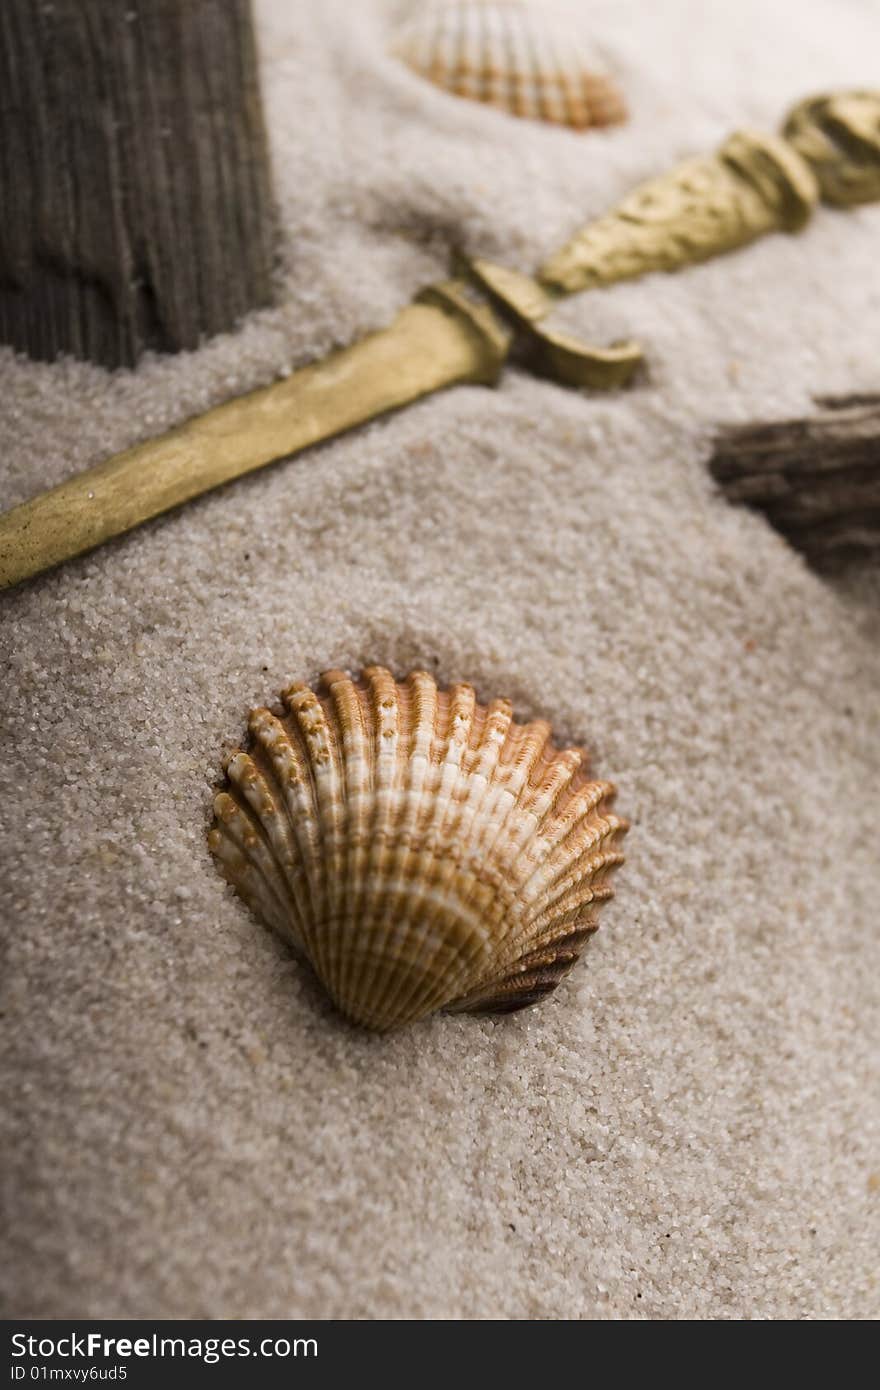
[1,0,879,1319]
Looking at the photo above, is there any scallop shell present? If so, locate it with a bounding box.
[208,668,627,1031]
[391,1,627,131]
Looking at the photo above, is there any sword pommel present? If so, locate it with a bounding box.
[784,90,880,206]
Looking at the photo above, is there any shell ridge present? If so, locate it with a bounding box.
[338,668,407,1024]
[405,696,519,996]
[381,680,498,1022]
[245,714,326,878]
[374,675,513,1028]
[209,792,300,944]
[499,718,555,789]
[319,671,366,1004]
[519,807,627,910]
[357,670,448,1027]
[384,674,487,1026]
[524,847,627,938]
[453,906,599,1009]
[274,689,332,966]
[313,684,348,949]
[330,668,384,1020]
[221,751,305,898]
[451,716,558,915]
[513,791,622,904]
[446,696,515,905]
[462,797,625,975]
[262,709,332,966]
[461,2,478,102]
[233,735,312,948]
[494,754,598,898]
[533,4,561,126]
[448,916,598,1013]
[435,713,560,963]
[336,674,378,1008]
[287,682,352,989]
[381,680,532,1024]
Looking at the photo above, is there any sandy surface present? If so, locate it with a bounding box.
[1,0,879,1319]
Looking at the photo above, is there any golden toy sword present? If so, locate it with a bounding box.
[0,89,877,591]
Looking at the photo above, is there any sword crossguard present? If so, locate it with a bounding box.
[475,87,880,389]
[458,255,644,390]
[424,254,644,393]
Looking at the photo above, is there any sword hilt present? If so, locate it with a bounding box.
[465,88,880,389]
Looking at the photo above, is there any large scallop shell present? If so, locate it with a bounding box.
[391,1,627,131]
[208,668,627,1030]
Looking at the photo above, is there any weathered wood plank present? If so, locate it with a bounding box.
[710,395,880,558]
[0,0,276,368]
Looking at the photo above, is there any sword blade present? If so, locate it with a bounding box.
[0,285,509,590]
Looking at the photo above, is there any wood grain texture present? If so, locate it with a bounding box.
[710,394,880,559]
[0,0,276,368]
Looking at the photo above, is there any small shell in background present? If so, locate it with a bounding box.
[208,667,627,1031]
[391,1,627,132]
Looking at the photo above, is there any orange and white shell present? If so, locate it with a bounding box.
[391,1,627,132]
[208,668,627,1030]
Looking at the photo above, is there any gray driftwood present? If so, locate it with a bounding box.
[710,394,880,559]
[0,0,276,368]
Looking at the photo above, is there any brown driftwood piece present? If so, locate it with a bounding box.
[0,0,276,368]
[710,394,880,558]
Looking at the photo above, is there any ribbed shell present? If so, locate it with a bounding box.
[208,669,627,1030]
[391,1,627,131]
